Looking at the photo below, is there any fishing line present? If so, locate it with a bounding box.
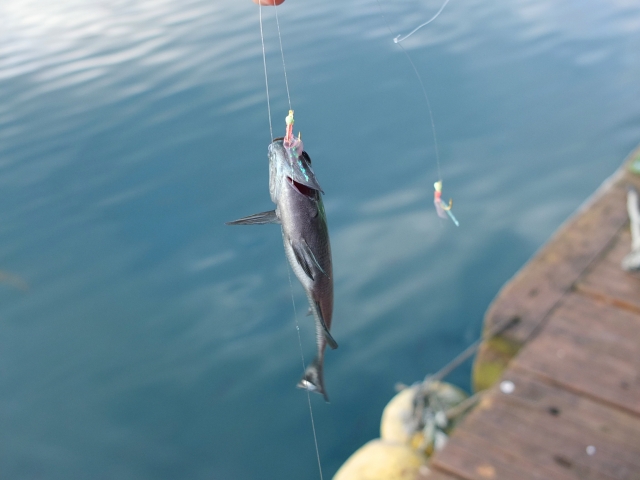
[286,264,325,480]
[259,5,274,140]
[274,5,292,111]
[376,0,443,182]
[393,0,452,44]
[259,5,324,479]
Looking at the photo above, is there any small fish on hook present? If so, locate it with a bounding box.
[434,180,459,226]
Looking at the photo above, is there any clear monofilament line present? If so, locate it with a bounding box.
[274,3,292,111]
[305,390,324,480]
[399,46,442,182]
[394,0,451,44]
[376,0,442,181]
[259,5,274,140]
[285,262,324,480]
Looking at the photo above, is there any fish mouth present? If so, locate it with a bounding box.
[288,176,316,198]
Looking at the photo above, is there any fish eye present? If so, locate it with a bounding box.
[301,151,311,164]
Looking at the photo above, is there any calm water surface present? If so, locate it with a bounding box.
[1,0,640,478]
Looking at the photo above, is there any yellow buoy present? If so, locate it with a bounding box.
[333,439,427,480]
[380,386,419,445]
[380,382,468,456]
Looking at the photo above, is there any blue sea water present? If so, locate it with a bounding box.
[1,0,639,478]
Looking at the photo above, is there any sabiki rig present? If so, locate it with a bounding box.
[434,180,459,227]
[227,110,337,401]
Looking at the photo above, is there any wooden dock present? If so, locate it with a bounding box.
[424,146,640,480]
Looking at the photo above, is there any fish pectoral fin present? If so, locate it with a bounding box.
[291,241,314,280]
[315,301,338,350]
[306,307,313,317]
[225,210,280,226]
[301,239,329,278]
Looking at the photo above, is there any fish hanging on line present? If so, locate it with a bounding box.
[226,110,337,401]
[433,180,459,226]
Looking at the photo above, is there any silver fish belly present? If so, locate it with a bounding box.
[227,138,337,401]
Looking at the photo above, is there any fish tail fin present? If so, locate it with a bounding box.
[297,357,329,403]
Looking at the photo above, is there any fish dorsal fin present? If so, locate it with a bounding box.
[225,210,280,226]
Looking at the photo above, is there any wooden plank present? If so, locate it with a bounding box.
[432,368,640,480]
[470,371,640,478]
[498,375,640,474]
[419,468,467,480]
[577,228,640,313]
[515,335,639,414]
[466,411,631,480]
[536,292,640,359]
[513,293,640,416]
[432,428,577,480]
[503,367,640,449]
